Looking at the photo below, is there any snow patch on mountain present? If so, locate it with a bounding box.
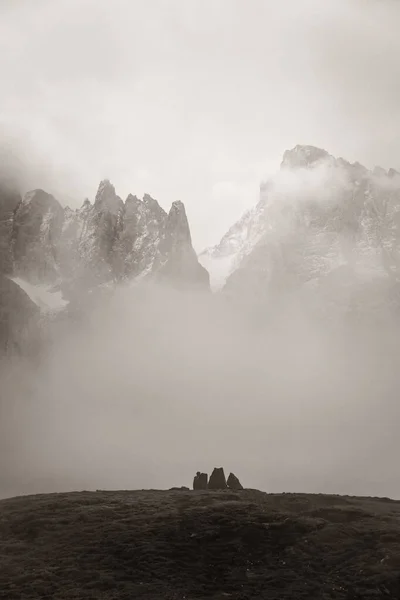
[10,277,69,313]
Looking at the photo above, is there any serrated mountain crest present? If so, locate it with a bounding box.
[0,180,209,306]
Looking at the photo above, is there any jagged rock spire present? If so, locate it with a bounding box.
[166,200,192,247]
[94,179,124,214]
[81,198,91,209]
[156,200,209,289]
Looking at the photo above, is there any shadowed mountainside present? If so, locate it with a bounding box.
[0,274,40,356]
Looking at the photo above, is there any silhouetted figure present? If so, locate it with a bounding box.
[208,467,227,490]
[193,472,208,490]
[227,472,243,490]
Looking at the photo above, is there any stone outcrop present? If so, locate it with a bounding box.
[208,467,227,490]
[192,468,243,491]
[193,472,208,490]
[227,472,244,490]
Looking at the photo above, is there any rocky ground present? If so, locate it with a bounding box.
[1,488,400,599]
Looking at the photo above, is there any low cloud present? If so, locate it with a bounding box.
[2,280,400,499]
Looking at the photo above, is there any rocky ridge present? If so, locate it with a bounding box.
[7,179,208,292]
[0,180,208,355]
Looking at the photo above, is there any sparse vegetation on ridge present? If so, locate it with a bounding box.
[1,488,400,599]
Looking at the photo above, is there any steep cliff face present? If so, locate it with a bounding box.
[58,199,92,284]
[12,189,64,284]
[113,192,168,279]
[75,180,125,285]
[157,201,209,288]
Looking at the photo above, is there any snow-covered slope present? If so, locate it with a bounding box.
[10,277,68,313]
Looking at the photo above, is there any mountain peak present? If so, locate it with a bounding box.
[167,201,191,242]
[170,200,186,215]
[94,180,123,214]
[143,193,161,208]
[81,198,91,210]
[96,179,114,195]
[281,145,332,169]
[22,189,60,209]
[141,194,167,222]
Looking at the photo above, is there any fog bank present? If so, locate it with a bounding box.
[2,281,400,499]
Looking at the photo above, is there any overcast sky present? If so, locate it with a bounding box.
[1,0,400,249]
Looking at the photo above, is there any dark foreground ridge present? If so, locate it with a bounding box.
[1,489,400,599]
